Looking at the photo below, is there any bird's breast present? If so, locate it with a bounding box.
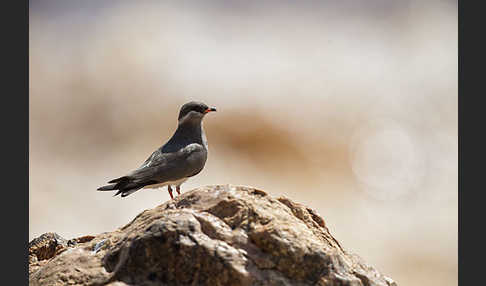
[201,124,209,150]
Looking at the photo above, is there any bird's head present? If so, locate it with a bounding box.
[178,101,217,123]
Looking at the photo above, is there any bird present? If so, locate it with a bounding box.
[97,101,216,199]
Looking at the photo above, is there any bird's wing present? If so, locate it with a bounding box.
[127,143,207,185]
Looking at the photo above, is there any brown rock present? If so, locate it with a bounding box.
[29,185,397,286]
[29,232,68,261]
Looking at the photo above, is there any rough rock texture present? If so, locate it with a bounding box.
[29,185,397,286]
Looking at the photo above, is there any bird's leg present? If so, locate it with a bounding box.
[176,185,181,195]
[167,185,174,200]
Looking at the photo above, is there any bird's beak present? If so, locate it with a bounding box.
[204,107,217,114]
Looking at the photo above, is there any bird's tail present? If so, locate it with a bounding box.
[97,183,117,191]
[97,176,144,197]
[115,187,143,197]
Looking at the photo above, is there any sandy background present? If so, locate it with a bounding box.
[29,1,457,285]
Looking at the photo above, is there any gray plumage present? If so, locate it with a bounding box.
[97,101,216,198]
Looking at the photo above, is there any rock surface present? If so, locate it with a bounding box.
[29,185,397,286]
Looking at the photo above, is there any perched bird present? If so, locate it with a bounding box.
[97,101,216,199]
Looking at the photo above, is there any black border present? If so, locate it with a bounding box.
[3,0,29,284]
[459,0,482,285]
[458,0,462,284]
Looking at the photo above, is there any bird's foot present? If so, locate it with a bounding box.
[168,185,174,200]
[176,185,181,195]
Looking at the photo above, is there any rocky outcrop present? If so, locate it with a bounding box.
[29,185,397,286]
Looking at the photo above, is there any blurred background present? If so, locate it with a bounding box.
[29,1,457,285]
